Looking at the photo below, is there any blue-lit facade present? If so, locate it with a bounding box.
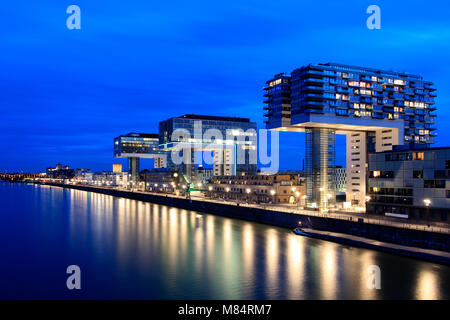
[114,133,170,184]
[159,114,258,178]
[114,133,161,157]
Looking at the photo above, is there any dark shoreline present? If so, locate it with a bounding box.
[14,181,450,264]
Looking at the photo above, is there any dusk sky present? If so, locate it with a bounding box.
[1,0,449,172]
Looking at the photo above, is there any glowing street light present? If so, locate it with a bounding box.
[423,198,432,226]
[246,188,251,194]
[270,190,276,196]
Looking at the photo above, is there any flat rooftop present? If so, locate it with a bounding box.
[117,133,159,139]
[172,114,252,123]
[308,62,431,82]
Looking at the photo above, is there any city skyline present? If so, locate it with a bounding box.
[1,0,450,172]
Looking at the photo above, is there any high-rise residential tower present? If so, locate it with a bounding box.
[264,63,436,208]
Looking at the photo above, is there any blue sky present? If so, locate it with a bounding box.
[1,0,449,172]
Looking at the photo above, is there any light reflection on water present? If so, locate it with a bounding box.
[0,182,449,299]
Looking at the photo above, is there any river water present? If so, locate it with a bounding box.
[0,182,448,299]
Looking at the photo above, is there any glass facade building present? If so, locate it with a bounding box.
[114,133,170,184]
[114,133,161,156]
[159,114,258,179]
[367,146,450,222]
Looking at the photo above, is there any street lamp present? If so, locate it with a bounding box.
[270,189,276,204]
[208,186,213,199]
[295,191,301,209]
[302,195,307,208]
[423,198,431,225]
[246,188,251,202]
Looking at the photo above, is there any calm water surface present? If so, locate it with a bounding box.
[0,182,448,299]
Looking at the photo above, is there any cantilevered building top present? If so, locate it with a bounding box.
[114,132,161,158]
[264,63,436,145]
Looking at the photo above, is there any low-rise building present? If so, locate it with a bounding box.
[197,166,214,185]
[207,173,306,204]
[46,163,75,179]
[142,168,184,193]
[367,146,450,222]
[74,171,128,187]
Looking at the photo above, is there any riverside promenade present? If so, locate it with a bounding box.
[39,182,450,264]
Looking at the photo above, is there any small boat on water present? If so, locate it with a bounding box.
[293,227,310,236]
[293,221,310,236]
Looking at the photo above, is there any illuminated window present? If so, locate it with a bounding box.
[413,152,424,160]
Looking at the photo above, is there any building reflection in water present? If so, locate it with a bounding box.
[55,187,449,299]
[416,269,439,300]
[319,243,337,299]
[241,223,255,298]
[287,235,304,299]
